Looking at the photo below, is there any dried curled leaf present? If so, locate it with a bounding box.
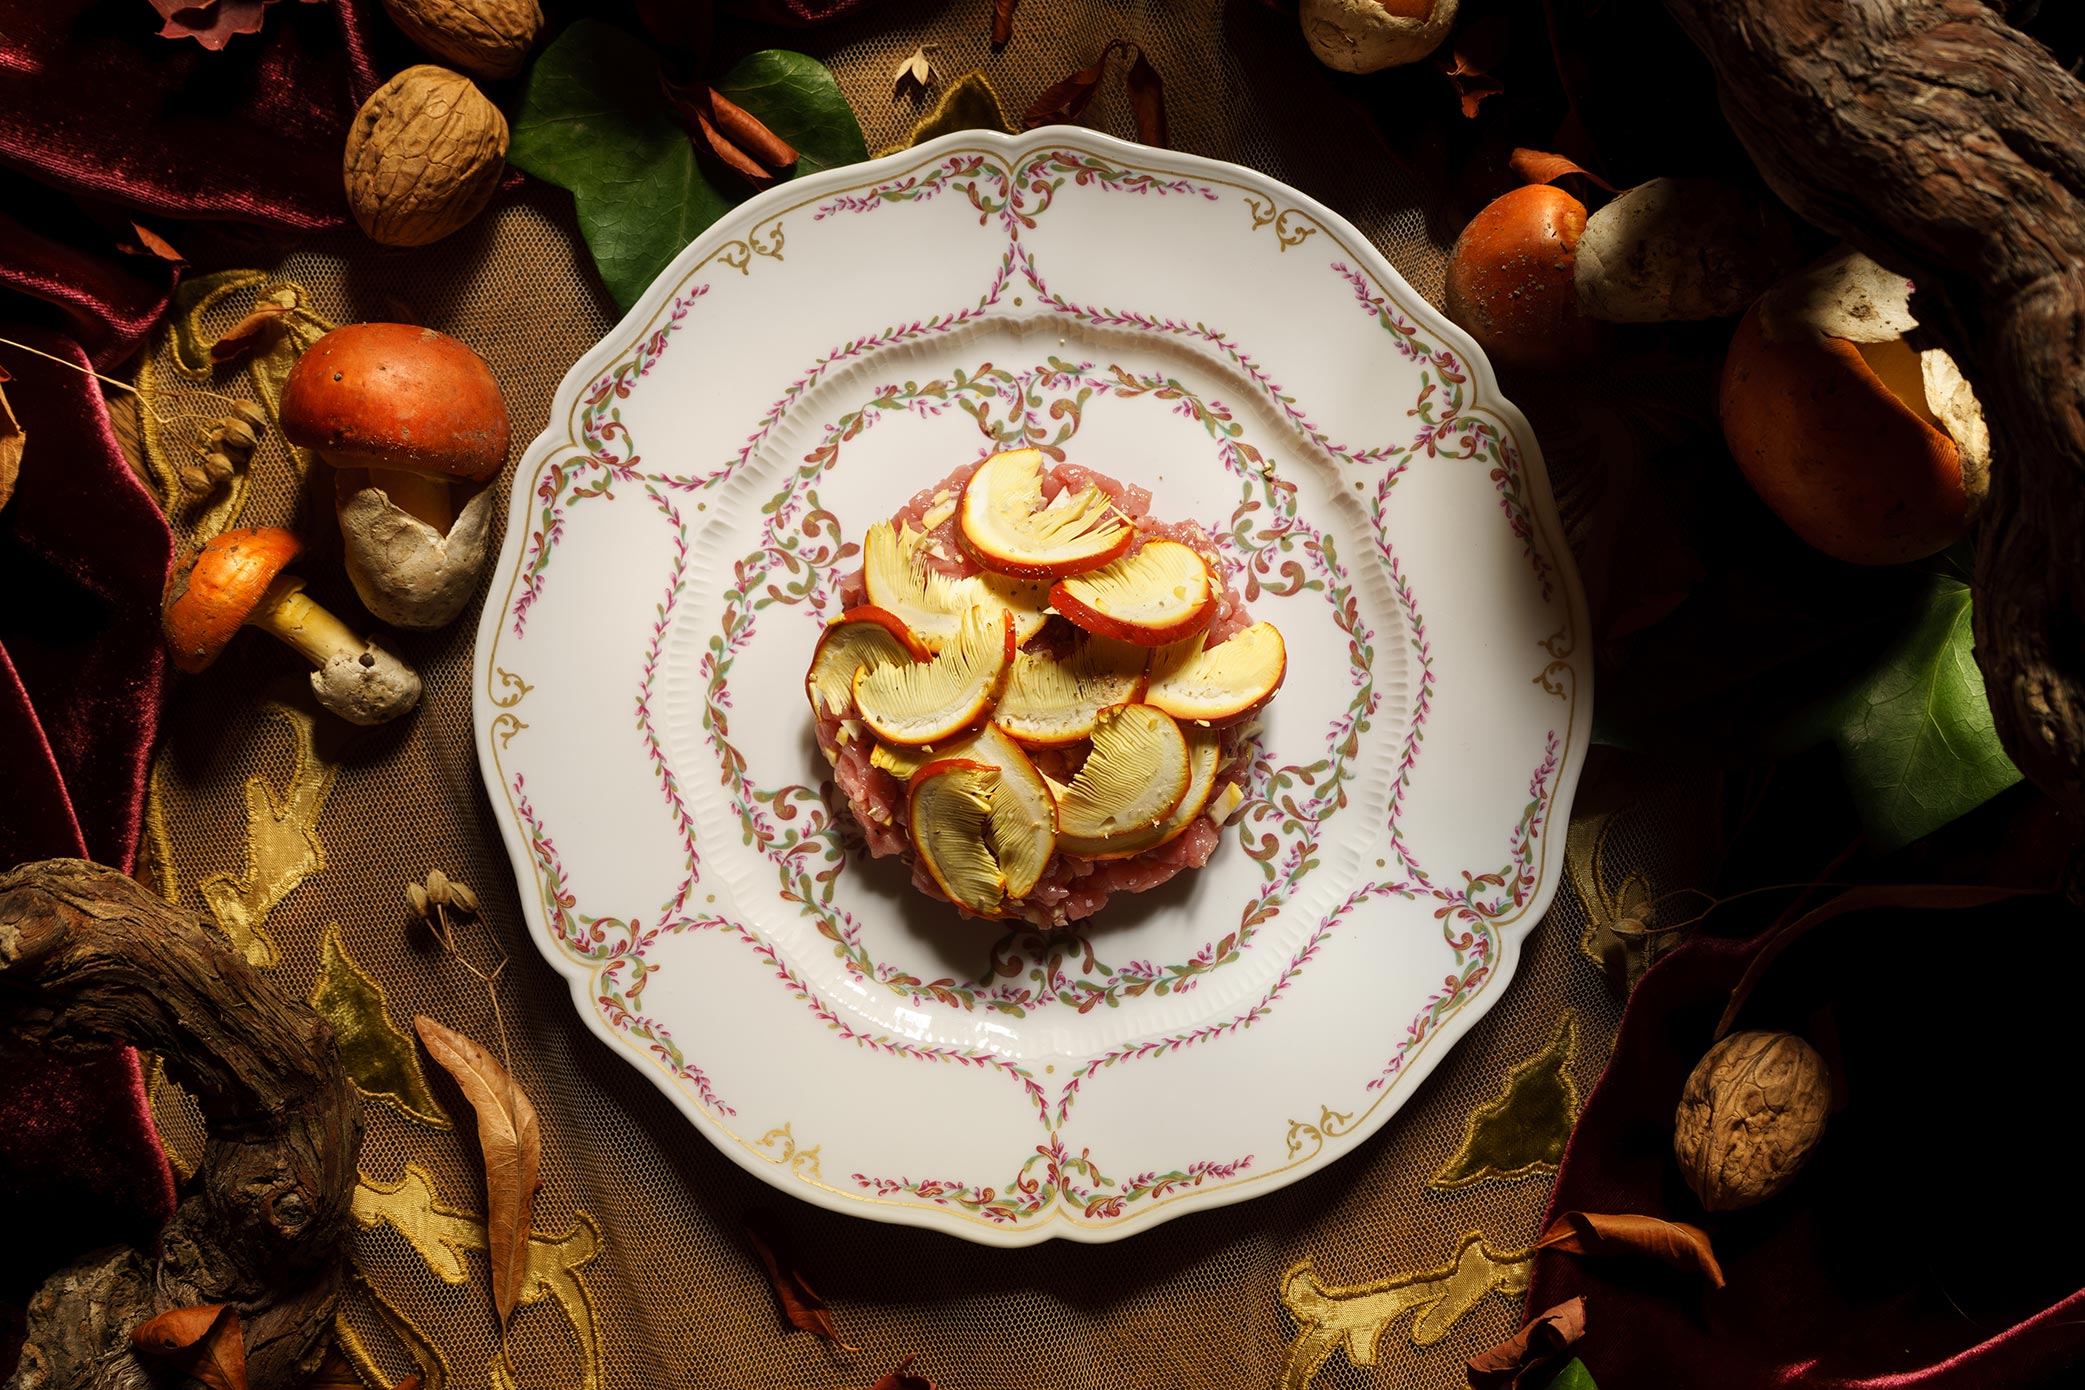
[414,1015,540,1326]
[1023,41,1166,147]
[745,1216,858,1349]
[1509,148,1617,193]
[867,1354,934,1390]
[1466,1296,1586,1390]
[210,295,298,366]
[131,1304,249,1390]
[0,369,22,514]
[1124,47,1167,148]
[121,222,186,263]
[1435,14,1508,119]
[991,0,1016,44]
[148,0,313,49]
[1536,1210,1726,1287]
[1023,49,1110,128]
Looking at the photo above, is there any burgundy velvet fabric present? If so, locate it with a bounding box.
[0,327,177,1341]
[0,186,181,372]
[1527,897,2085,1388]
[0,1,384,230]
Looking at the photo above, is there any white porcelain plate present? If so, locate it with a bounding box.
[474,128,1590,1246]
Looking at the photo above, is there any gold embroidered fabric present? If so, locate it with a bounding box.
[125,4,1720,1385]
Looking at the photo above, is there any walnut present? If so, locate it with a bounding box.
[1674,1030,1829,1211]
[344,65,508,248]
[382,0,542,81]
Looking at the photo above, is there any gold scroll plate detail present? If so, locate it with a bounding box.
[353,1164,604,1390]
[1429,1011,1580,1191]
[309,924,452,1129]
[1279,1232,1532,1390]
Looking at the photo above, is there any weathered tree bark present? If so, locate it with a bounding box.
[1661,0,2085,807]
[0,860,361,1390]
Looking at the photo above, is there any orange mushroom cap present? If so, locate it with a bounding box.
[163,526,303,673]
[279,323,509,483]
[1443,184,1599,371]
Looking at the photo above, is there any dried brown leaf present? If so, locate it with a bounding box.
[991,0,1017,45]
[209,300,295,366]
[745,1216,858,1349]
[867,1354,934,1390]
[306,1347,420,1390]
[148,0,314,49]
[706,86,799,168]
[1537,1210,1725,1287]
[131,1304,249,1390]
[1022,48,1111,130]
[414,1015,540,1326]
[1024,40,1162,145]
[122,222,186,264]
[0,372,22,515]
[1124,47,1167,148]
[1435,15,1510,119]
[696,111,773,182]
[1509,148,1617,193]
[1466,1296,1585,1389]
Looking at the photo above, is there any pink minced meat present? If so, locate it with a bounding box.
[818,461,1257,929]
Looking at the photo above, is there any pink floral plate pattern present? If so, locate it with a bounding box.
[474,127,1591,1246]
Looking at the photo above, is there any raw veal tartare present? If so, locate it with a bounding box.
[808,449,1286,928]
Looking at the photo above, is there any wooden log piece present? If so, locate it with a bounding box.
[1662,0,2085,807]
[0,859,362,1390]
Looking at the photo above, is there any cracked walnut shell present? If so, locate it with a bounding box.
[383,0,542,80]
[1674,1030,1829,1211]
[345,65,508,248]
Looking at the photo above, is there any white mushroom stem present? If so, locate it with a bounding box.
[247,573,423,724]
[367,465,453,533]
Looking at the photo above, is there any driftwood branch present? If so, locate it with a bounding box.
[1661,0,2085,806]
[0,859,362,1390]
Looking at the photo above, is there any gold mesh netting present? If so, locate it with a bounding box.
[130,5,1718,1386]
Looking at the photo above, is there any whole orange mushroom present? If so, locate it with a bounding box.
[281,322,510,629]
[280,323,508,534]
[1444,184,1599,371]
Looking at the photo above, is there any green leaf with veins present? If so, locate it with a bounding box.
[1830,576,2021,851]
[1539,1360,1599,1390]
[509,23,866,312]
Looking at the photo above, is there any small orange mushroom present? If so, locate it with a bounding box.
[280,323,510,628]
[163,526,422,724]
[1443,184,1600,371]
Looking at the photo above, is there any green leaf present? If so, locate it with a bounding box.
[1829,575,2021,851]
[509,23,865,311]
[714,51,869,178]
[1539,1359,1599,1390]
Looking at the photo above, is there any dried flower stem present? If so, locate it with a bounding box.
[0,336,256,421]
[422,873,516,1080]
